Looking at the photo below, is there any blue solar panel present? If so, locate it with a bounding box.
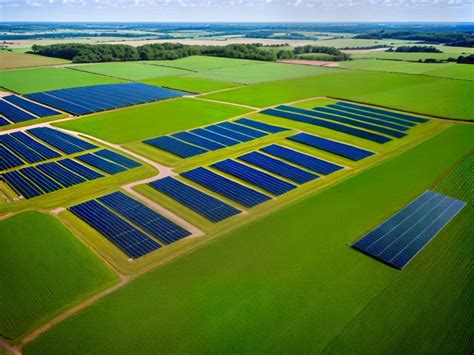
[3,95,61,118]
[352,190,466,269]
[0,116,11,126]
[182,167,271,208]
[19,166,63,193]
[261,108,391,144]
[330,103,416,128]
[172,131,225,151]
[37,161,86,187]
[70,200,161,259]
[0,134,45,163]
[144,136,207,158]
[10,131,61,160]
[28,127,96,154]
[45,128,96,151]
[217,122,267,138]
[94,149,141,169]
[205,125,254,142]
[234,118,289,134]
[46,89,108,112]
[287,133,374,161]
[0,146,24,170]
[98,191,191,245]
[0,100,36,123]
[337,102,428,124]
[58,158,104,180]
[2,171,42,199]
[25,92,93,116]
[278,105,406,139]
[239,151,318,184]
[190,128,240,147]
[211,159,296,196]
[150,177,241,222]
[261,144,344,175]
[76,153,126,175]
[316,106,409,131]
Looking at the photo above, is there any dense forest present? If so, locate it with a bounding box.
[31,43,350,63]
[355,31,474,47]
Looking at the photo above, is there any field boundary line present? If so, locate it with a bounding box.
[193,96,259,110]
[65,66,132,82]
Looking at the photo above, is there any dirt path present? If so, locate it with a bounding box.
[0,339,21,355]
[194,97,259,111]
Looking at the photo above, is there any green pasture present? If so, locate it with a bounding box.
[142,76,241,93]
[203,70,474,120]
[0,211,118,342]
[54,98,253,144]
[192,62,339,84]
[23,124,474,354]
[0,67,123,94]
[312,38,413,48]
[71,62,192,80]
[146,55,261,72]
[349,51,463,62]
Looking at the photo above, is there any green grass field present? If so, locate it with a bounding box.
[191,62,339,84]
[203,70,474,120]
[142,76,241,93]
[71,62,192,80]
[0,67,123,94]
[53,97,253,144]
[311,38,413,48]
[0,51,70,70]
[145,56,261,71]
[22,125,474,354]
[0,211,118,342]
[349,51,464,62]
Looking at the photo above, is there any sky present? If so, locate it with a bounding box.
[1,0,473,22]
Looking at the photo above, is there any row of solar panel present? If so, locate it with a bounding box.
[352,190,465,269]
[0,95,61,126]
[149,143,345,223]
[143,118,289,159]
[25,83,185,116]
[1,127,97,171]
[70,191,192,259]
[1,149,141,199]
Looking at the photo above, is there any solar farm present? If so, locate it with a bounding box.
[1,54,473,355]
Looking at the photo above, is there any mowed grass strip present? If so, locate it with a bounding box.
[54,97,253,143]
[0,211,118,341]
[142,76,241,93]
[145,55,262,71]
[0,51,70,70]
[192,62,339,84]
[71,62,192,80]
[24,125,474,354]
[0,67,124,94]
[203,70,474,120]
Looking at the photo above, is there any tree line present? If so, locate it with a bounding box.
[354,31,474,47]
[388,46,443,53]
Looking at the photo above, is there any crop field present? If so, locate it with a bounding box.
[22,125,474,354]
[0,67,123,94]
[203,70,474,120]
[0,51,70,70]
[349,51,464,62]
[71,62,192,80]
[146,56,261,71]
[142,76,241,93]
[0,211,118,342]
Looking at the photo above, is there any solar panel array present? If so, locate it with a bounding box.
[352,190,466,269]
[28,127,97,154]
[25,83,185,116]
[0,95,61,126]
[143,118,289,159]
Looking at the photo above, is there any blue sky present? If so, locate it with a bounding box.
[1,0,473,22]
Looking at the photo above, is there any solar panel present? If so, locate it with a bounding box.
[58,158,104,180]
[19,166,63,193]
[0,146,24,170]
[190,128,240,147]
[10,131,61,160]
[261,144,344,175]
[37,161,86,187]
[217,122,267,138]
[182,167,271,208]
[0,116,11,126]
[149,177,241,222]
[205,125,254,142]
[76,153,126,175]
[0,134,45,163]
[28,127,96,154]
[172,131,225,151]
[98,191,191,245]
[352,190,466,269]
[70,200,161,259]
[44,128,96,151]
[234,118,289,133]
[3,95,61,118]
[2,170,42,199]
[143,136,207,158]
[278,105,406,139]
[94,149,141,169]
[25,92,93,116]
[337,102,428,124]
[287,132,374,161]
[211,159,296,196]
[261,108,391,144]
[0,100,36,123]
[239,151,318,184]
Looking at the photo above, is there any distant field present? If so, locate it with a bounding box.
[204,70,474,120]
[192,62,339,84]
[0,51,70,70]
[0,67,123,94]
[349,51,464,62]
[313,38,413,48]
[54,97,253,143]
[23,125,474,354]
[71,62,192,80]
[142,76,241,93]
[146,56,261,71]
[0,211,118,341]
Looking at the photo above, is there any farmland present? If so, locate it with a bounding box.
[146,56,261,71]
[0,211,118,342]
[0,51,70,70]
[142,76,241,93]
